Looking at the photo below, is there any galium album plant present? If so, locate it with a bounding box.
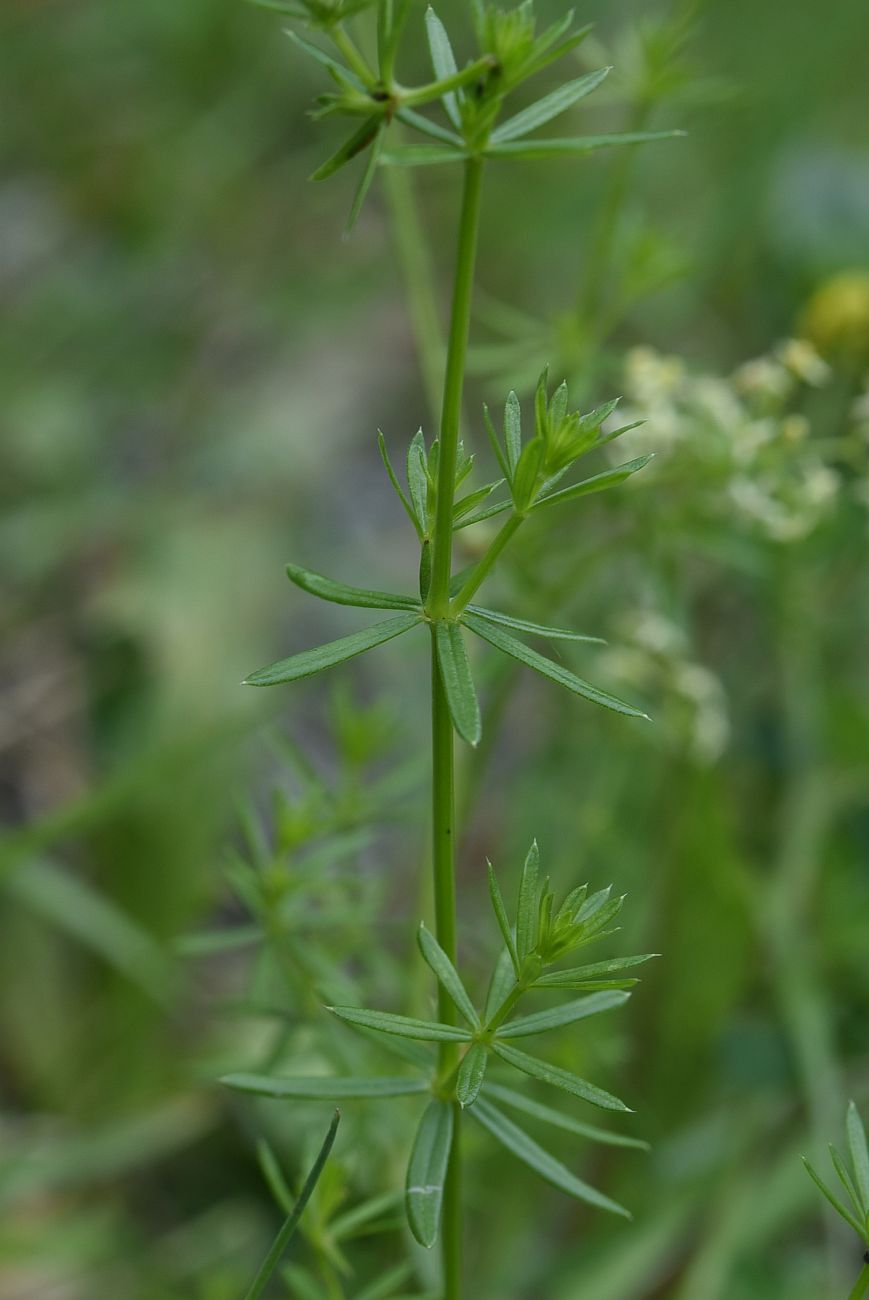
[224,1,680,1293]
[803,1102,869,1299]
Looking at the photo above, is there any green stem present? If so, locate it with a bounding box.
[426,156,485,1300]
[427,157,485,618]
[331,22,374,85]
[451,512,523,614]
[849,1263,869,1300]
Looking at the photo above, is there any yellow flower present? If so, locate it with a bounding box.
[800,271,869,365]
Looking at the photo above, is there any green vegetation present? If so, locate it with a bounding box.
[1,0,868,1297]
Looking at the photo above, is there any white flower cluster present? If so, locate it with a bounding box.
[600,609,729,765]
[608,340,851,544]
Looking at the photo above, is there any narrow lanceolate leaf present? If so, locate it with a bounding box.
[486,130,686,161]
[516,840,540,962]
[407,429,429,530]
[464,612,648,720]
[378,431,420,534]
[847,1102,869,1208]
[417,924,480,1028]
[456,1041,488,1109]
[329,1005,471,1042]
[523,19,594,81]
[380,144,468,168]
[485,946,518,1024]
[424,7,462,129]
[491,68,611,145]
[483,1081,649,1150]
[285,30,365,93]
[533,455,654,511]
[243,1111,340,1300]
[487,862,519,974]
[312,116,382,182]
[406,1099,454,1248]
[472,1098,630,1218]
[829,1145,864,1220]
[346,123,385,232]
[497,990,630,1039]
[395,106,464,147]
[286,563,419,612]
[492,1041,631,1113]
[802,1158,865,1237]
[435,621,481,746]
[221,1074,428,1100]
[244,614,420,687]
[504,390,522,475]
[535,954,658,989]
[467,605,604,644]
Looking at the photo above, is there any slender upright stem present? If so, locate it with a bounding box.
[426,157,485,1300]
[427,158,484,618]
[451,513,523,614]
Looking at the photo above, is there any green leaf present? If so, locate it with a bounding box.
[330,1190,405,1241]
[511,436,543,511]
[406,1098,454,1248]
[244,613,420,687]
[485,946,518,1024]
[492,1040,631,1112]
[380,144,469,168]
[523,19,593,82]
[407,428,429,529]
[221,1074,429,1100]
[329,1004,471,1042]
[491,68,610,145]
[395,106,464,146]
[346,122,385,232]
[453,497,514,529]
[472,1098,630,1217]
[378,431,420,534]
[243,1111,340,1300]
[435,621,482,746]
[535,954,658,989]
[504,390,522,475]
[286,562,419,612]
[497,989,630,1038]
[424,7,462,129]
[829,1145,865,1220]
[355,1265,415,1300]
[483,1081,649,1150]
[516,840,540,962]
[533,455,654,511]
[456,1041,488,1109]
[286,29,366,92]
[847,1102,869,1209]
[464,612,648,719]
[417,924,480,1028]
[466,605,604,644]
[312,116,382,182]
[482,403,510,483]
[802,1158,865,1237]
[486,130,686,161]
[487,861,520,974]
[453,481,501,523]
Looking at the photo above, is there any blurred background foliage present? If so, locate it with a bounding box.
[1,0,868,1296]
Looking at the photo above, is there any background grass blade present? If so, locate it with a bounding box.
[243,1111,340,1300]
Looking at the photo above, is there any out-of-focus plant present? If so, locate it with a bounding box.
[223,2,682,1294]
